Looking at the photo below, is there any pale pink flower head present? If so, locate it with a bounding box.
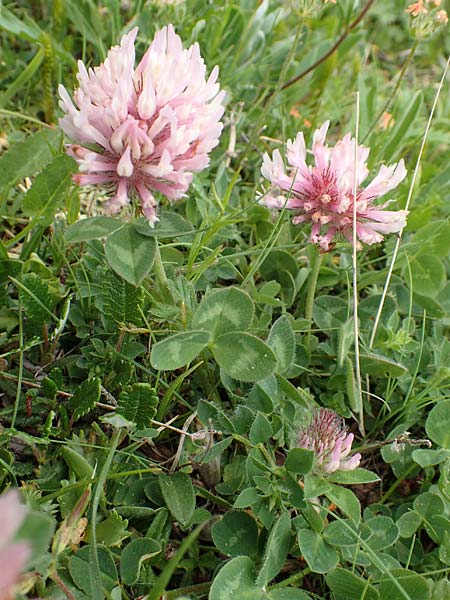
[0,489,30,599]
[297,408,361,474]
[260,121,408,250]
[59,26,225,224]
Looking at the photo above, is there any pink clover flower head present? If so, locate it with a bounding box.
[58,26,225,224]
[297,408,361,474]
[260,121,408,250]
[0,489,30,599]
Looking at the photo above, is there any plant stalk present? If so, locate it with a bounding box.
[304,248,323,352]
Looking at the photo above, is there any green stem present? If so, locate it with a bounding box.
[268,568,311,590]
[363,40,419,143]
[280,0,375,93]
[379,463,417,505]
[153,239,168,290]
[11,297,24,429]
[147,522,208,600]
[89,428,121,600]
[304,248,323,352]
[164,582,211,599]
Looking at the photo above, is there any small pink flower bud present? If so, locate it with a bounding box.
[297,409,361,474]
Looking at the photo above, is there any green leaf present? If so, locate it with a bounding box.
[85,510,129,546]
[18,273,56,323]
[323,519,361,548]
[313,296,347,329]
[377,568,429,600]
[17,509,56,572]
[234,488,261,509]
[260,250,298,279]
[65,217,123,242]
[105,222,156,286]
[360,353,407,377]
[159,472,196,528]
[192,287,254,340]
[212,511,259,557]
[364,516,399,551]
[326,485,361,523]
[267,315,296,373]
[70,378,101,423]
[326,568,379,600]
[269,591,311,600]
[410,221,450,258]
[0,129,60,198]
[426,400,450,449]
[285,448,314,475]
[102,270,144,325]
[329,468,380,485]
[396,511,422,538]
[337,318,355,368]
[297,528,338,574]
[249,412,272,444]
[213,332,277,382]
[150,330,210,370]
[22,154,77,225]
[69,545,118,594]
[209,556,261,600]
[155,212,194,238]
[120,538,161,585]
[117,383,158,429]
[0,6,42,41]
[412,448,450,467]
[256,512,291,587]
[408,254,446,297]
[382,91,423,162]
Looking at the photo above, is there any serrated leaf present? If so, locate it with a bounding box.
[192,287,254,340]
[22,154,77,225]
[70,378,101,422]
[102,270,144,325]
[105,223,156,286]
[65,217,123,242]
[18,273,56,323]
[120,538,161,585]
[117,383,158,429]
[0,129,60,198]
[85,510,129,546]
[213,332,277,382]
[151,330,210,370]
[159,472,196,528]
